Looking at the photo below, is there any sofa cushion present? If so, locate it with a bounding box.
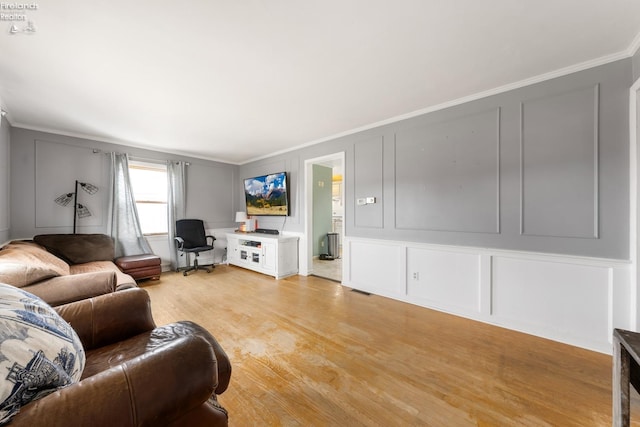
[0,283,85,424]
[25,271,117,307]
[0,241,70,287]
[33,234,115,264]
[69,261,136,291]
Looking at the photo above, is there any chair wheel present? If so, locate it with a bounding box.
[183,271,188,276]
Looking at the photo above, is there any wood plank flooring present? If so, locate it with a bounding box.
[141,266,640,426]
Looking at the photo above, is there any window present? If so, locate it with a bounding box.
[129,161,168,235]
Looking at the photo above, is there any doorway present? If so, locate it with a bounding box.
[304,153,345,282]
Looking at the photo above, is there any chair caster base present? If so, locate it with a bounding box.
[181,264,215,276]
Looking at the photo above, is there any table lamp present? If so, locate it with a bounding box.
[235,211,248,231]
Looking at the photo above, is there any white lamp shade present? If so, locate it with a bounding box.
[235,211,248,222]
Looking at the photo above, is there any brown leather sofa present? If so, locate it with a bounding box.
[33,233,138,290]
[8,287,232,426]
[0,234,137,306]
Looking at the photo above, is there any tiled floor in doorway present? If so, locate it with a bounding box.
[311,257,342,282]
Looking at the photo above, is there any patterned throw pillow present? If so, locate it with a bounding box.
[0,283,85,424]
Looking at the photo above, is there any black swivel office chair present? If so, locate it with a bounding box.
[175,219,216,276]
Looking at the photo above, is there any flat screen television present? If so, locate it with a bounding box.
[243,171,290,216]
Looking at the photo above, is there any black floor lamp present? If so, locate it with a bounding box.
[54,180,98,234]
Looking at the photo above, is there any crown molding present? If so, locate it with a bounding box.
[11,122,240,165]
[242,49,632,165]
[0,95,8,124]
[628,30,640,57]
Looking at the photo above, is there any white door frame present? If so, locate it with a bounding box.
[630,76,640,329]
[302,152,345,277]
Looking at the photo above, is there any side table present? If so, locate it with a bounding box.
[613,328,640,426]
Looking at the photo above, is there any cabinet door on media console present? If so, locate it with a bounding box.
[262,242,276,272]
[227,235,239,264]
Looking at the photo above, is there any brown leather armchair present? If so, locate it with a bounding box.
[8,288,231,426]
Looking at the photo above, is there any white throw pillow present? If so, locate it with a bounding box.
[0,283,85,424]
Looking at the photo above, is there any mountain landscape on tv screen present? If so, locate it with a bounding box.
[244,173,288,216]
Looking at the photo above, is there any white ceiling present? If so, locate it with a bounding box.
[1,1,640,164]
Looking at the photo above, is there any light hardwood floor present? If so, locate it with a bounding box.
[141,266,640,426]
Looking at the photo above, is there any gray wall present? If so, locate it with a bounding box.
[6,57,633,260]
[240,58,632,260]
[238,158,300,233]
[0,117,9,243]
[9,128,239,239]
[312,165,332,256]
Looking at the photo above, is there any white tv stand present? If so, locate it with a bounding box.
[226,232,299,279]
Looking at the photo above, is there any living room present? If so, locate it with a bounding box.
[2,1,640,425]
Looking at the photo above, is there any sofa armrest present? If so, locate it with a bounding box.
[56,288,156,350]
[177,321,232,394]
[9,335,219,426]
[24,271,117,306]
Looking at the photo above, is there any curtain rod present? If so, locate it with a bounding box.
[94,150,190,165]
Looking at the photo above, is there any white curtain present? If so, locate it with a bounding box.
[107,153,152,257]
[167,160,186,270]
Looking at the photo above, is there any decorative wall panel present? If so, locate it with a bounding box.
[35,140,103,229]
[354,136,384,228]
[407,247,481,314]
[520,85,599,238]
[395,109,500,233]
[492,255,610,349]
[347,239,404,296]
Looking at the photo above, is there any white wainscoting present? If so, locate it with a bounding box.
[198,228,235,266]
[343,236,632,354]
[407,247,481,316]
[346,239,406,297]
[145,234,173,271]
